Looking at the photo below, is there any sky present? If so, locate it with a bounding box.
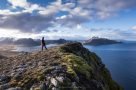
[0,0,136,40]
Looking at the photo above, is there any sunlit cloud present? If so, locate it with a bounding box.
[132,25,136,30]
[0,0,136,40]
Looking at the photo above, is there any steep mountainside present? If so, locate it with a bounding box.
[0,43,123,90]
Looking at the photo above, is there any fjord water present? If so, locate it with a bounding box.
[85,42,136,90]
[14,42,136,90]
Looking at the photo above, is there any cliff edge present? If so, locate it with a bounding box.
[0,43,123,90]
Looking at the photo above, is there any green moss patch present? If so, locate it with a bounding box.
[61,54,92,79]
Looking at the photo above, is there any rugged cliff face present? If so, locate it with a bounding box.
[0,43,123,90]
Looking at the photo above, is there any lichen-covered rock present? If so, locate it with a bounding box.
[0,42,123,90]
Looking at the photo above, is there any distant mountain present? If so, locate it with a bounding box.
[14,38,40,46]
[0,37,122,46]
[0,37,75,46]
[83,37,122,46]
[14,38,74,46]
[0,38,14,45]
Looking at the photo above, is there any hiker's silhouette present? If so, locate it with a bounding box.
[41,37,47,51]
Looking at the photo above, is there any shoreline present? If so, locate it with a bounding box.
[0,45,20,57]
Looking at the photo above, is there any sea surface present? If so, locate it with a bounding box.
[13,42,136,90]
[84,42,136,90]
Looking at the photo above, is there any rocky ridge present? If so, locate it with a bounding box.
[0,43,123,90]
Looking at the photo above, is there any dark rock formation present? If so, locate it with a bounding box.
[84,37,122,46]
[0,42,123,90]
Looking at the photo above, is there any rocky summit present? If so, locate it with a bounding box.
[0,42,123,90]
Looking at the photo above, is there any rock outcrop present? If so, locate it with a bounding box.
[0,42,123,90]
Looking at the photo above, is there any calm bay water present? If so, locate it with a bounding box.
[85,42,136,90]
[13,42,136,90]
[13,44,58,52]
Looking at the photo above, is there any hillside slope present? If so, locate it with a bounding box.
[0,43,123,90]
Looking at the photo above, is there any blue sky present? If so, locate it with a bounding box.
[0,0,136,40]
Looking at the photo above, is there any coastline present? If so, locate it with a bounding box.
[0,45,20,57]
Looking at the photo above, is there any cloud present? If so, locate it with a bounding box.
[0,0,76,33]
[0,28,19,38]
[89,28,136,40]
[56,0,136,26]
[0,12,55,33]
[56,7,92,27]
[0,0,62,33]
[132,25,136,30]
[78,0,136,19]
[8,0,30,9]
[0,0,136,34]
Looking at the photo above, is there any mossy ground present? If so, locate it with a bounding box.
[61,54,92,80]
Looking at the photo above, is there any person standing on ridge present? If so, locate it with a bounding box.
[41,37,47,51]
